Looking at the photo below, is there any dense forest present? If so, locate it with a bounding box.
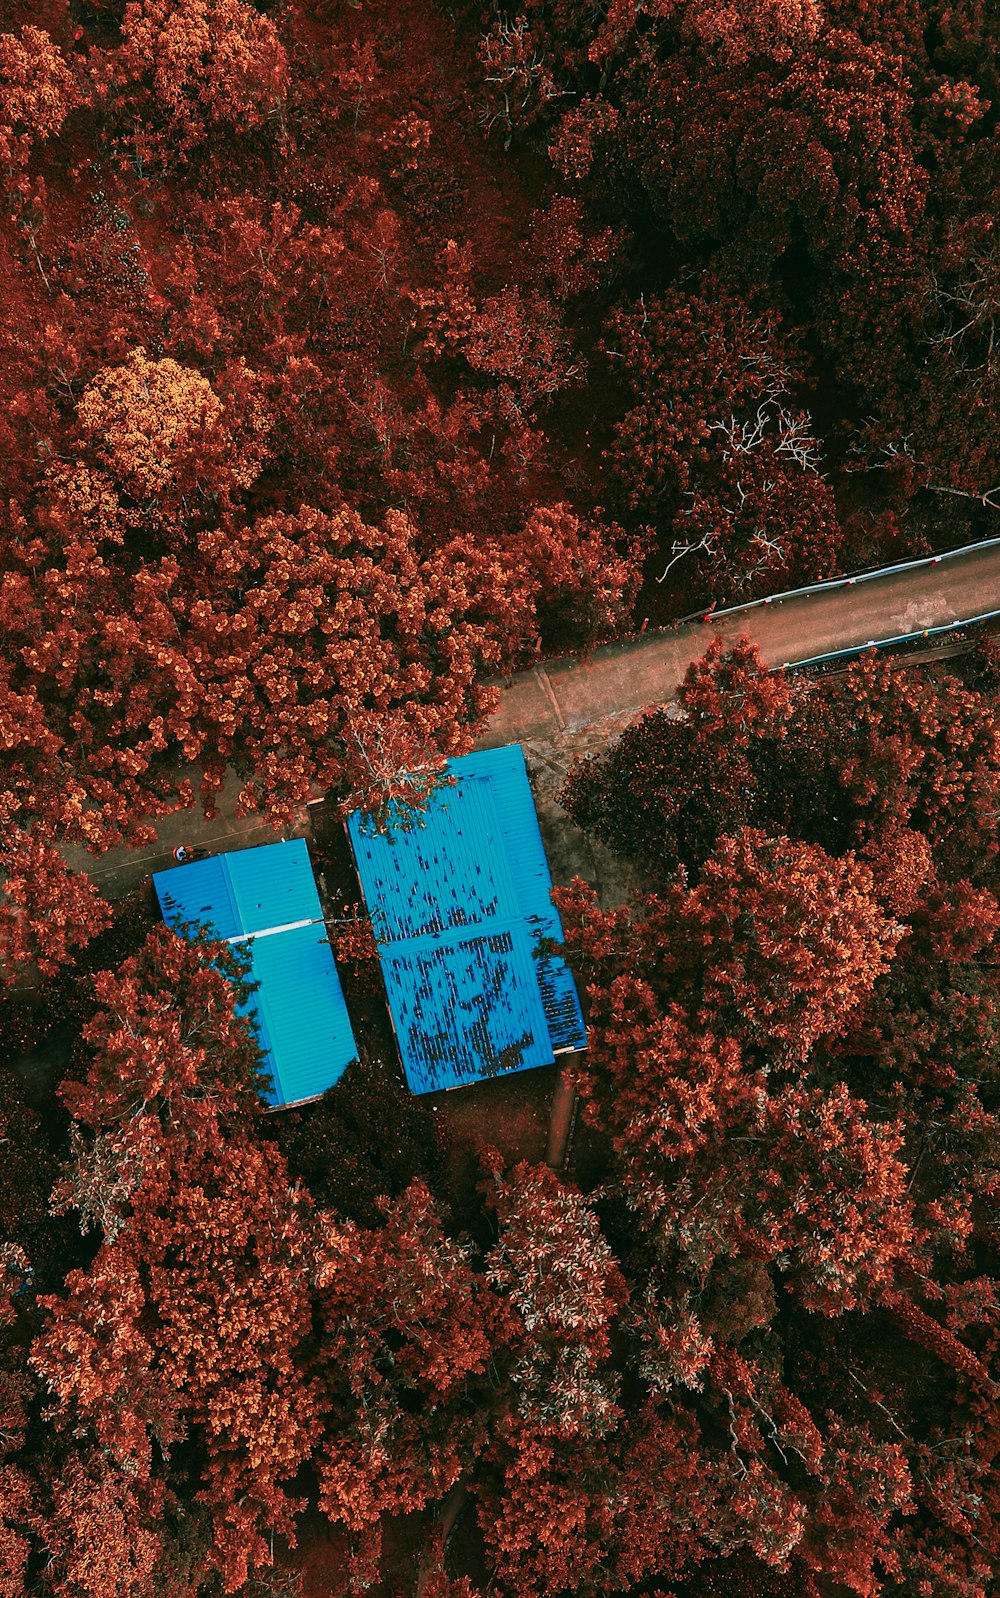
[1,0,1000,1594]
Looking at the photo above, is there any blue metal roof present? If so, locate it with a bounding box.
[347,745,586,1094]
[154,838,324,940]
[154,852,243,940]
[153,840,358,1108]
[240,922,357,1109]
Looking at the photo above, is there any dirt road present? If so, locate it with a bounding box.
[62,538,1000,898]
[477,537,1000,750]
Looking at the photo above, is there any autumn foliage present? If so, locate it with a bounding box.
[0,26,78,185]
[1,0,1000,1592]
[118,0,289,157]
[553,638,1000,1596]
[4,642,1000,1593]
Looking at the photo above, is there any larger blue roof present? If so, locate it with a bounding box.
[153,839,358,1108]
[347,745,586,1094]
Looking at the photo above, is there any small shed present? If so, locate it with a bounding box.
[347,745,586,1094]
[153,838,357,1108]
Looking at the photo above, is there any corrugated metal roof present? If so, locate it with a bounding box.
[153,840,357,1108]
[227,840,324,932]
[353,778,520,941]
[154,853,242,940]
[242,923,358,1108]
[348,745,586,1094]
[152,839,323,940]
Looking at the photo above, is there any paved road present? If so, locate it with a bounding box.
[62,538,1000,898]
[477,538,1000,749]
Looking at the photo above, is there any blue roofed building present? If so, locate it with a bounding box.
[347,744,586,1094]
[153,838,358,1109]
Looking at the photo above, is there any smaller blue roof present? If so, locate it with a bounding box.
[153,839,324,940]
[348,745,586,1094]
[153,840,358,1108]
[240,922,357,1109]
